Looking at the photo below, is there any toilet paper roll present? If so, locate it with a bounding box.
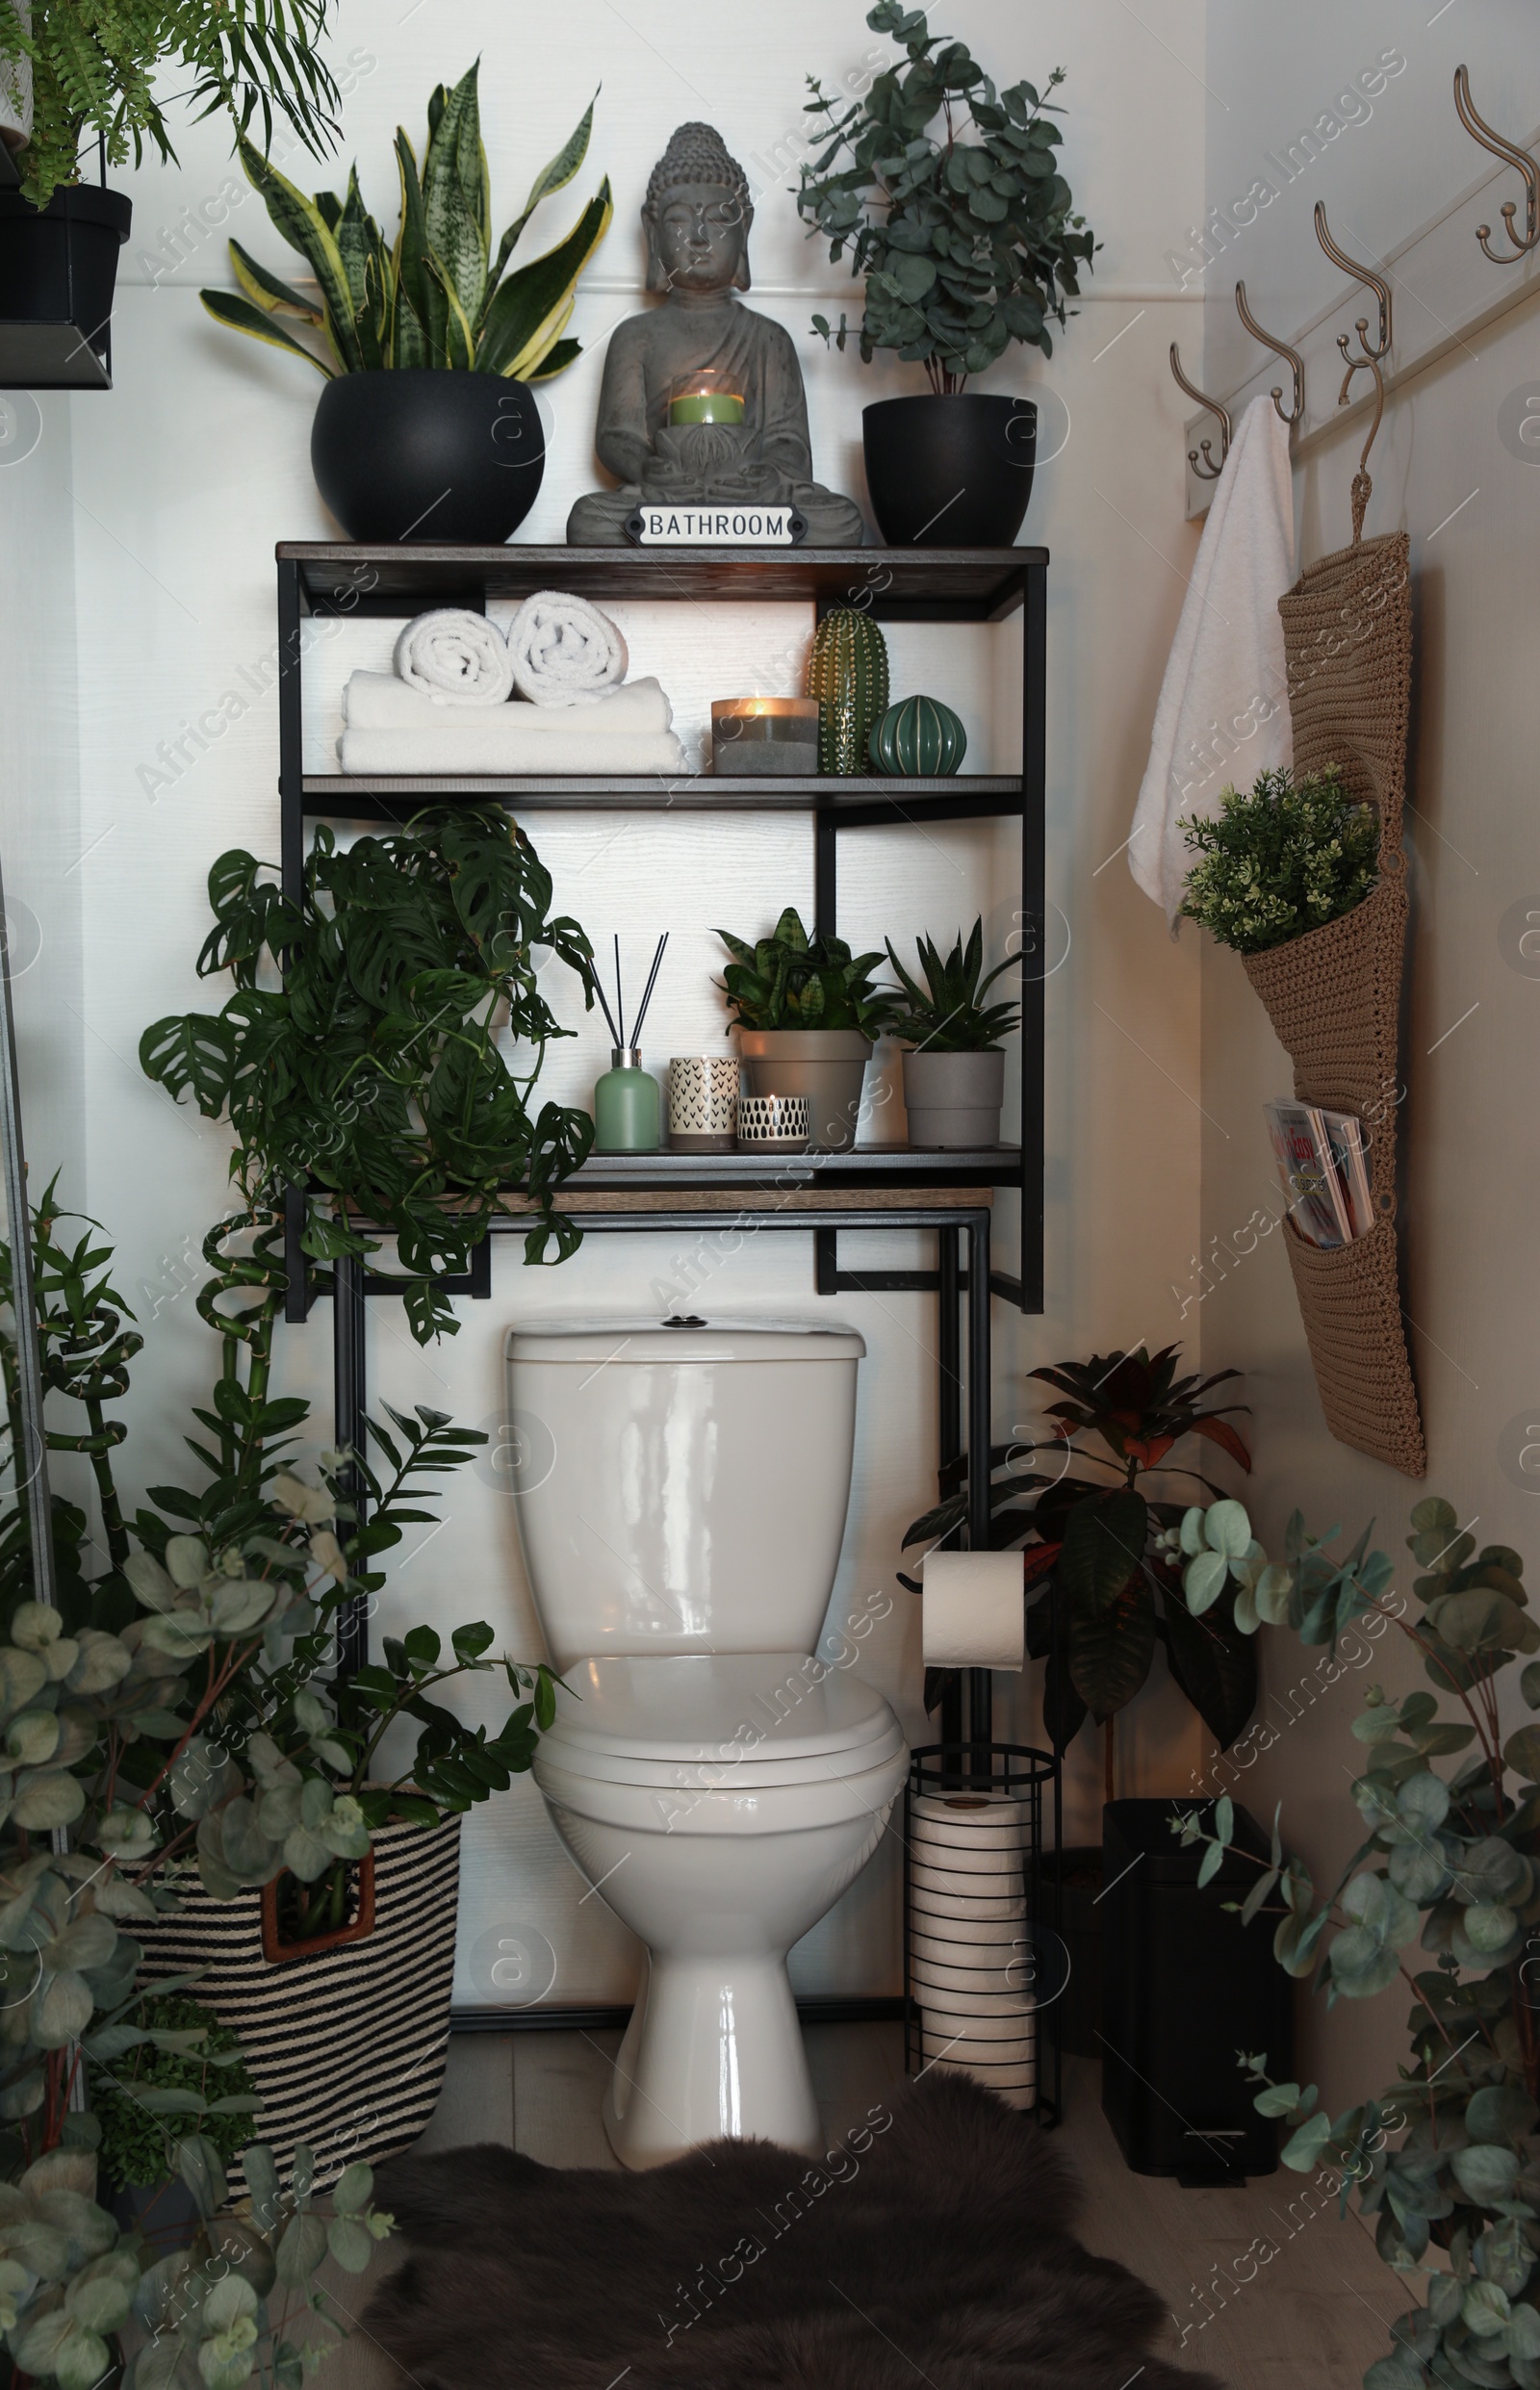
[920,1550,1024,1670]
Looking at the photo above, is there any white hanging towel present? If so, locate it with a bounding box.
[1128,394,1295,927]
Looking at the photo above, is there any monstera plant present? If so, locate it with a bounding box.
[1179,1496,1540,2390]
[141,807,597,1346]
[199,61,609,379]
[0,1185,558,2389]
[903,1344,1255,1775]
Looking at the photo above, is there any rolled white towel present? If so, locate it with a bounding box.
[338,724,685,777]
[344,671,673,735]
[507,589,628,707]
[393,609,513,706]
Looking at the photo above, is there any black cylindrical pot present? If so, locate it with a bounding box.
[862,395,1036,546]
[310,369,546,543]
[0,184,131,362]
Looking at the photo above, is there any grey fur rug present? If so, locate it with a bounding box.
[368,2070,1222,2389]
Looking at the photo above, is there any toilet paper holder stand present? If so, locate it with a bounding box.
[902,1735,1065,2129]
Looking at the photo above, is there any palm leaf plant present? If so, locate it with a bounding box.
[886,919,1019,1051]
[140,806,597,1347]
[715,907,896,1036]
[0,1186,559,2390]
[198,61,611,379]
[0,0,341,215]
[902,1343,1254,1773]
[1175,1496,1540,2390]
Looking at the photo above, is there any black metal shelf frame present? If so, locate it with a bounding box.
[273,541,1047,1770]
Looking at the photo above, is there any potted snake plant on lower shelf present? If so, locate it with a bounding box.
[886,918,1020,1148]
[0,1184,560,2390]
[716,906,896,1151]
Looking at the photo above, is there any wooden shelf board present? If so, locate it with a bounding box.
[278,542,1043,623]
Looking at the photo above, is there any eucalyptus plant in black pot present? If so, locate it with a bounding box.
[797,1,1097,544]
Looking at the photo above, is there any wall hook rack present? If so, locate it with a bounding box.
[1313,201,1393,360]
[1452,64,1540,263]
[1169,341,1231,479]
[1234,281,1304,425]
[1315,206,1392,544]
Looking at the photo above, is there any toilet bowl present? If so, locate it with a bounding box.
[507,1318,907,2169]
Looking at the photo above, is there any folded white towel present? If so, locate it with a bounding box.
[1129,395,1295,927]
[343,671,673,736]
[507,589,628,708]
[393,609,513,706]
[338,725,686,777]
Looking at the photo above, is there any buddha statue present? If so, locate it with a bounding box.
[566,122,865,547]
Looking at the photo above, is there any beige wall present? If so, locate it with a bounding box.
[1197,6,1540,2113]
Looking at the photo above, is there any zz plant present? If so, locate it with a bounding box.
[0,1186,558,2390]
[200,62,611,380]
[797,2,1098,390]
[716,907,895,1036]
[1178,1495,1540,2390]
[141,806,597,1345]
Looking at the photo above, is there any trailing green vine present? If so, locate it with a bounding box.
[140,806,597,1344]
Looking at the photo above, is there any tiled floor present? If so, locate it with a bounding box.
[321,2028,1400,2389]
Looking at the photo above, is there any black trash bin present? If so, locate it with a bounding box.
[1100,1797,1292,2182]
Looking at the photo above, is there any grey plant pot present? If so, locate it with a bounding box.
[902,1047,1006,1148]
[735,1029,873,1151]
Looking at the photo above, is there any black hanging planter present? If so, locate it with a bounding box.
[0,182,131,389]
[310,368,547,542]
[862,394,1036,547]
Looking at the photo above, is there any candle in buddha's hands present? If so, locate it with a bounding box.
[668,371,745,426]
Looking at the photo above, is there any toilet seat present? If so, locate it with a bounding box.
[539,1651,905,1789]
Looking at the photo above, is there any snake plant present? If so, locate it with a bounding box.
[199,62,611,378]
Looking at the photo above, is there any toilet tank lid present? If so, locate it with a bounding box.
[505,1316,865,1363]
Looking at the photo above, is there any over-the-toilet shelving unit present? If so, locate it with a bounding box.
[271,541,1054,2030]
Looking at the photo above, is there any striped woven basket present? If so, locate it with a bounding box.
[134,1814,461,2194]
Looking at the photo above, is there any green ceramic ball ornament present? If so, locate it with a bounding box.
[869,694,967,778]
[807,608,889,776]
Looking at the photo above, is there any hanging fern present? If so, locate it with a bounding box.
[0,0,342,213]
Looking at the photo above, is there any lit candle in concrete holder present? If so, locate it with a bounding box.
[668,370,746,426]
[712,696,821,777]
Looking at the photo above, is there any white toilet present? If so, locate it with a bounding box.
[507,1316,908,2168]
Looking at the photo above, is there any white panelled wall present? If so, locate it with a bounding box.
[2,0,1217,2008]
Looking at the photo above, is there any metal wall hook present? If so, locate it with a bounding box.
[1169,342,1231,480]
[1313,201,1392,359]
[1453,64,1540,262]
[1234,281,1304,424]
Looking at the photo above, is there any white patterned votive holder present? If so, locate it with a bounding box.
[667,1056,740,1152]
[736,1093,810,1152]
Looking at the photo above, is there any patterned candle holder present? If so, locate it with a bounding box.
[736,1093,810,1152]
[667,1056,740,1152]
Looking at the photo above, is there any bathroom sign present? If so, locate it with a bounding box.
[625,504,808,547]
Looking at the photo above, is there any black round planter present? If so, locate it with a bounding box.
[0,183,131,387]
[310,369,546,543]
[862,394,1036,547]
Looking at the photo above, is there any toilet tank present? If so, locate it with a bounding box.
[505,1318,864,1669]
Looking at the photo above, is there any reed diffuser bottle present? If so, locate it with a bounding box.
[591,935,667,1153]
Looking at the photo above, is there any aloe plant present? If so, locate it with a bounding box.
[886,919,1020,1053]
[199,62,611,378]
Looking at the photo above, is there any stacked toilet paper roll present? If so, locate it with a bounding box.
[910,1789,1036,2109]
